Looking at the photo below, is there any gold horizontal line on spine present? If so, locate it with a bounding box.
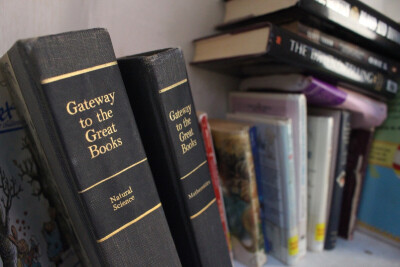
[78,158,147,194]
[180,160,207,180]
[190,198,216,220]
[41,61,117,84]
[159,79,187,94]
[97,203,162,243]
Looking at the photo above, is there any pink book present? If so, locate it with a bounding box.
[229,92,308,259]
[239,74,387,129]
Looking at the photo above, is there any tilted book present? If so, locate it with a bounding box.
[357,91,400,248]
[1,29,181,266]
[307,115,334,252]
[239,74,387,129]
[339,129,375,240]
[118,48,231,267]
[192,24,398,100]
[209,119,267,267]
[197,111,234,262]
[229,92,308,259]
[217,0,400,60]
[0,70,81,266]
[227,113,299,265]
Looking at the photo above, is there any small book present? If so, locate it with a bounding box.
[197,111,234,262]
[307,115,334,252]
[239,74,387,129]
[0,69,81,266]
[229,91,308,258]
[1,29,181,266]
[339,128,375,240]
[209,119,267,267]
[216,0,400,61]
[227,113,299,265]
[357,92,400,248]
[309,108,351,250]
[192,24,398,100]
[118,48,231,267]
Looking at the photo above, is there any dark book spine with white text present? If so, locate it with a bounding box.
[118,48,231,267]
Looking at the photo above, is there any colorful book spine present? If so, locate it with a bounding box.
[307,115,334,252]
[229,92,308,258]
[210,119,267,267]
[197,111,233,261]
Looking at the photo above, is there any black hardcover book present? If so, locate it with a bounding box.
[282,21,400,77]
[118,48,232,267]
[324,111,351,250]
[217,0,400,60]
[1,29,181,266]
[192,24,398,100]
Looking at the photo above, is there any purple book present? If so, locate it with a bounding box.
[239,74,387,129]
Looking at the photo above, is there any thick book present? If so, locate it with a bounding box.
[217,0,400,60]
[118,48,231,267]
[281,21,400,76]
[307,115,334,252]
[197,111,234,261]
[229,92,307,259]
[339,128,375,240]
[0,70,81,266]
[357,91,400,248]
[239,74,387,129]
[308,109,351,250]
[192,24,398,100]
[227,113,299,265]
[209,119,267,267]
[1,29,181,266]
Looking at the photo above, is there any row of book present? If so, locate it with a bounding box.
[189,0,400,266]
[0,29,233,266]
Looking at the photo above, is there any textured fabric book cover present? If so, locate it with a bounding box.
[210,119,267,267]
[230,92,308,258]
[0,69,81,267]
[1,29,181,266]
[358,92,400,247]
[227,113,299,265]
[118,48,231,267]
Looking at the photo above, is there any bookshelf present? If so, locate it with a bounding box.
[0,0,399,266]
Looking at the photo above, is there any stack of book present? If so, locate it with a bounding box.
[191,0,400,265]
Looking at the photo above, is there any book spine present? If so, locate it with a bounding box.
[307,116,333,252]
[211,124,266,267]
[324,111,351,250]
[268,25,398,99]
[3,30,180,266]
[118,48,231,267]
[283,22,400,76]
[198,113,233,260]
[300,0,400,59]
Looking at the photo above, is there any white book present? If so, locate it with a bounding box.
[307,115,334,252]
[227,113,299,265]
[230,92,308,258]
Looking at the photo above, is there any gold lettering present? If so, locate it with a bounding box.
[66,101,78,115]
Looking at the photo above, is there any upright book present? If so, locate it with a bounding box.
[357,92,400,247]
[118,48,231,267]
[217,0,400,60]
[227,113,299,265]
[192,24,398,100]
[307,115,334,252]
[0,70,81,266]
[209,119,267,267]
[1,29,181,266]
[229,92,308,259]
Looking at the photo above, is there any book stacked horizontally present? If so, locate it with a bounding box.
[191,0,400,265]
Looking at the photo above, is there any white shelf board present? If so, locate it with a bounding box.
[235,231,400,267]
